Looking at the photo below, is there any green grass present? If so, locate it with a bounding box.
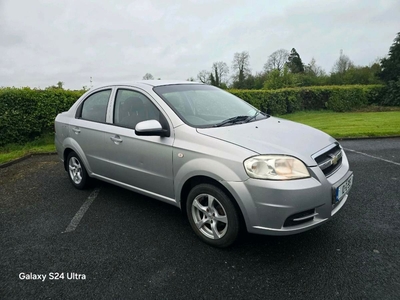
[279,110,400,138]
[0,133,56,164]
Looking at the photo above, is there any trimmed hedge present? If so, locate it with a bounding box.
[229,85,385,115]
[0,84,389,147]
[0,88,84,146]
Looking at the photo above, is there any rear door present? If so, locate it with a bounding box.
[103,88,175,199]
[68,88,112,175]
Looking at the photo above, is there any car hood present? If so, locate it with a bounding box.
[196,116,337,166]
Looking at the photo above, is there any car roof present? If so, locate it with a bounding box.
[91,80,203,90]
[136,80,202,87]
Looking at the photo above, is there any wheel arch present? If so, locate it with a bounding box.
[63,148,74,171]
[62,138,92,175]
[180,175,247,231]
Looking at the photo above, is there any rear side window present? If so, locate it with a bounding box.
[80,89,112,123]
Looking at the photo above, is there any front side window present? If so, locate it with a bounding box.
[113,89,161,129]
[153,84,265,127]
[80,89,111,123]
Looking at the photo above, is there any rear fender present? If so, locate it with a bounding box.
[62,137,93,175]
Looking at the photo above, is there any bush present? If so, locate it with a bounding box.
[326,86,368,112]
[0,87,84,146]
[229,85,384,114]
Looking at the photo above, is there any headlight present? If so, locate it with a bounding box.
[244,155,310,180]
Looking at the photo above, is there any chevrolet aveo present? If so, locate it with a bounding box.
[55,81,353,247]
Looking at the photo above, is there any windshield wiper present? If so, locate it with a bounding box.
[213,115,249,127]
[245,111,270,123]
[245,111,260,123]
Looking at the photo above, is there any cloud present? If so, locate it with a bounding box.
[0,0,398,89]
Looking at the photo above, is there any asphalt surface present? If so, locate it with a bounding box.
[1,138,399,299]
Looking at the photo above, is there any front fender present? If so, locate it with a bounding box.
[174,157,255,228]
[174,157,246,203]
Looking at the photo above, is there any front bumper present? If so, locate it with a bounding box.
[225,152,353,236]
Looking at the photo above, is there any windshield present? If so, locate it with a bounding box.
[153,84,267,128]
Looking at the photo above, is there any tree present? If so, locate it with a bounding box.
[142,73,154,80]
[209,73,216,86]
[263,65,297,90]
[186,77,195,82]
[211,61,229,87]
[330,50,355,85]
[264,49,289,72]
[197,70,211,84]
[231,51,251,89]
[250,72,269,89]
[342,64,381,85]
[304,58,325,76]
[286,48,304,73]
[45,81,65,90]
[300,58,329,86]
[332,50,354,74]
[379,32,400,106]
[379,32,400,83]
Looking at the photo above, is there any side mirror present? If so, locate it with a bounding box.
[135,120,170,137]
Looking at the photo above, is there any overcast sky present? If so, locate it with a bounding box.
[1,0,399,89]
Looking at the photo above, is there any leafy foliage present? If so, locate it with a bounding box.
[378,32,400,106]
[329,64,381,85]
[0,87,84,146]
[380,79,400,106]
[286,48,304,73]
[194,42,387,89]
[261,60,381,90]
[379,32,400,83]
[263,66,298,90]
[229,85,384,114]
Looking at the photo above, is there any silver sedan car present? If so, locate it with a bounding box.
[55,81,353,247]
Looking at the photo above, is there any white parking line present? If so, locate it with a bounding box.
[63,188,100,233]
[344,148,400,166]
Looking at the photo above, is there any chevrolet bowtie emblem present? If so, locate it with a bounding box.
[330,153,339,165]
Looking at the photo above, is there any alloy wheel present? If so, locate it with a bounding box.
[191,193,228,239]
[69,157,83,185]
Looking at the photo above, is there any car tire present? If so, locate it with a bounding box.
[67,152,89,190]
[186,183,241,248]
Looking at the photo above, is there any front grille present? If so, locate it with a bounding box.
[283,209,316,227]
[314,144,342,177]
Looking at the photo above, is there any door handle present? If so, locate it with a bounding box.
[110,135,123,144]
[72,127,81,134]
